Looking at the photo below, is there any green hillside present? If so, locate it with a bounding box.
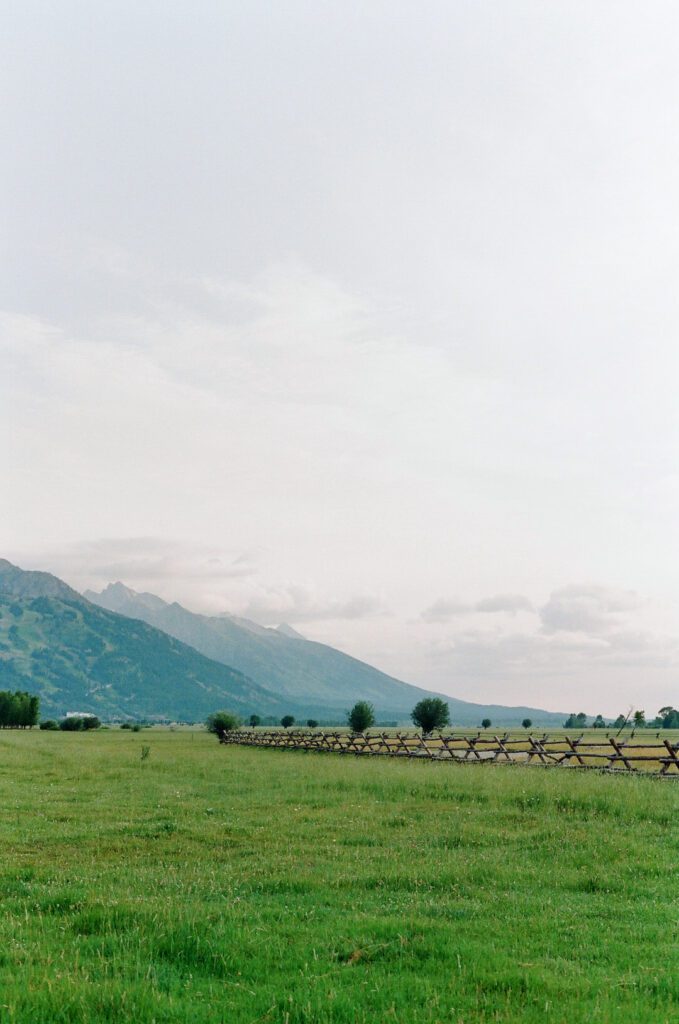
[0,562,292,721]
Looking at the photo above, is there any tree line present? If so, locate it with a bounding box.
[0,690,40,728]
[563,708,679,730]
[208,701,679,737]
[207,698,453,736]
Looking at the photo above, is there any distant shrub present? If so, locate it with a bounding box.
[411,698,450,735]
[347,701,375,733]
[522,718,532,730]
[248,714,261,728]
[481,718,491,729]
[39,719,59,731]
[131,723,142,732]
[281,715,295,729]
[81,715,101,730]
[59,717,84,731]
[306,719,319,729]
[205,710,241,735]
[120,722,133,730]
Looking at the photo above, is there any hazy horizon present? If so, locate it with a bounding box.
[3,3,678,717]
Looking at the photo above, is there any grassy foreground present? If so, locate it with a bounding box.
[0,731,676,1024]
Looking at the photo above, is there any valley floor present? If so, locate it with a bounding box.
[0,730,676,1023]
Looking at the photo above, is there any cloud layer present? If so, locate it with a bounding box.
[3,4,679,714]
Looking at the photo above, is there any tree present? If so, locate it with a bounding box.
[248,714,261,728]
[306,719,319,729]
[347,701,375,733]
[592,714,606,729]
[613,714,628,730]
[481,718,491,730]
[563,712,587,729]
[81,715,101,730]
[657,706,679,729]
[205,710,241,735]
[281,715,295,728]
[0,690,40,728]
[39,719,59,730]
[522,718,532,730]
[632,710,646,727]
[411,698,450,735]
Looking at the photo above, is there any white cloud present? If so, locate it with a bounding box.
[421,598,472,623]
[539,584,644,635]
[14,538,259,606]
[422,593,534,622]
[237,584,388,625]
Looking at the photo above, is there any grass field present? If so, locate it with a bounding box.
[0,730,677,1023]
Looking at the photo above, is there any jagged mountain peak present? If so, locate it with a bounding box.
[85,582,168,614]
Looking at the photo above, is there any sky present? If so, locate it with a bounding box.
[2,2,679,717]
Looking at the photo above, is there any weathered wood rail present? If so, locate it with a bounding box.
[218,729,679,775]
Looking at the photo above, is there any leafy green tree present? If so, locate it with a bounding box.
[39,719,59,730]
[347,701,375,733]
[481,718,491,729]
[306,719,319,728]
[613,714,628,729]
[563,712,588,729]
[0,690,40,728]
[82,715,101,730]
[205,710,241,735]
[592,714,606,729]
[656,706,679,729]
[281,715,295,728]
[411,698,450,735]
[248,714,261,728]
[522,718,532,729]
[632,710,646,727]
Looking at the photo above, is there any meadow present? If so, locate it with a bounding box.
[0,730,676,1024]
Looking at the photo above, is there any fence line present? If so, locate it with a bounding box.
[218,729,679,775]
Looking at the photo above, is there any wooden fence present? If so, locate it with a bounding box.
[218,729,679,775]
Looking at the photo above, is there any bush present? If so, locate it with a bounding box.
[59,717,84,731]
[39,719,59,731]
[411,698,450,735]
[347,701,375,733]
[205,710,241,735]
[281,715,295,728]
[82,715,101,730]
[306,719,319,729]
[481,718,491,729]
[248,714,261,728]
[522,718,532,729]
[120,722,132,730]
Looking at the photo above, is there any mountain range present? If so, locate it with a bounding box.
[86,580,568,725]
[1,558,569,724]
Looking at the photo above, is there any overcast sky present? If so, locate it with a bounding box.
[2,2,679,716]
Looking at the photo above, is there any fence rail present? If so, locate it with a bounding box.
[218,729,679,775]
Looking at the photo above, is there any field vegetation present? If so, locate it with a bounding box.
[0,729,676,1023]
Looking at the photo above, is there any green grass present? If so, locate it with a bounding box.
[0,731,677,1023]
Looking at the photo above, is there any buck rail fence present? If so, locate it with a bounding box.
[218,729,679,776]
